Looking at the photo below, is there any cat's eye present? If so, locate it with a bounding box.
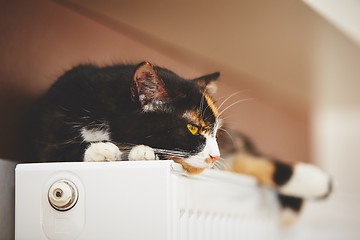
[187,124,199,135]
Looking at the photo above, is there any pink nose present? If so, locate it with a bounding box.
[209,154,219,163]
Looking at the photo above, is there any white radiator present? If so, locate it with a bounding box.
[15,160,280,240]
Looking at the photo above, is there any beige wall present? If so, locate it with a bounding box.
[0,0,309,163]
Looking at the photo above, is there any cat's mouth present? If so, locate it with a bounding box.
[153,139,220,174]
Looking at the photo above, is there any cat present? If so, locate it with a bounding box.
[26,61,332,223]
[26,61,221,174]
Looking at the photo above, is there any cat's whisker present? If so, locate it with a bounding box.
[219,114,244,122]
[218,127,235,145]
[153,148,181,153]
[110,143,190,158]
[213,160,227,170]
[65,121,81,125]
[214,90,250,103]
[216,91,247,112]
[215,157,231,170]
[220,157,232,170]
[217,92,239,112]
[59,106,71,112]
[202,104,212,120]
[199,92,206,118]
[153,148,190,158]
[218,98,254,117]
[81,107,91,113]
[157,152,188,157]
[214,159,226,170]
[212,162,220,170]
[201,89,221,118]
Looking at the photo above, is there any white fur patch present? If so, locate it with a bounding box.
[142,100,173,113]
[279,163,331,199]
[81,128,110,142]
[128,145,158,161]
[182,111,192,119]
[83,142,122,162]
[185,134,220,168]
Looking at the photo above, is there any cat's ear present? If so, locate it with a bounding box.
[192,72,220,95]
[131,61,169,112]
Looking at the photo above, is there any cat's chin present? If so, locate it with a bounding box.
[181,162,206,174]
[171,157,212,174]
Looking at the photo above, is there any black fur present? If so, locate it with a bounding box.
[272,160,294,186]
[25,62,219,162]
[277,194,303,212]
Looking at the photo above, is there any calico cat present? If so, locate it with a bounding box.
[26,61,332,221]
[27,61,221,173]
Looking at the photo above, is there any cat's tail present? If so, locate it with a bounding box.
[226,153,333,199]
[275,160,332,200]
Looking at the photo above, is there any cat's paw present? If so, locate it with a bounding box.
[128,145,158,161]
[279,208,299,227]
[84,142,122,162]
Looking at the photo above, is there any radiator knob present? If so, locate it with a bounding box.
[48,180,78,211]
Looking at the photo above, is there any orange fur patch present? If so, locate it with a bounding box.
[171,157,205,174]
[183,110,205,127]
[229,153,276,186]
[204,94,219,117]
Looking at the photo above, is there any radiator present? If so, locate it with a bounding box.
[15,160,280,240]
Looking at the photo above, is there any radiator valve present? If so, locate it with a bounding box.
[48,180,78,211]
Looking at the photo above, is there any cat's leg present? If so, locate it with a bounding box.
[81,126,122,161]
[277,194,304,226]
[83,142,122,162]
[83,143,159,162]
[127,145,159,161]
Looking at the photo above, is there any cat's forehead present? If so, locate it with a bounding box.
[182,93,219,126]
[182,110,204,126]
[203,94,219,117]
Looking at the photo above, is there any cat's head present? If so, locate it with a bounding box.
[129,61,221,173]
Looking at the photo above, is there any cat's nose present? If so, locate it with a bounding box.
[208,154,219,163]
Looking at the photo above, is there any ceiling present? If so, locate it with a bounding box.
[303,0,360,46]
[60,0,360,113]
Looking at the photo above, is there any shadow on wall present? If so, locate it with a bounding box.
[0,86,35,161]
[0,159,17,240]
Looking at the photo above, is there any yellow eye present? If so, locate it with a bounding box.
[187,124,199,135]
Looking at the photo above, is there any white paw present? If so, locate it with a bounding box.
[128,145,158,161]
[279,163,332,199]
[280,208,299,228]
[84,142,122,162]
